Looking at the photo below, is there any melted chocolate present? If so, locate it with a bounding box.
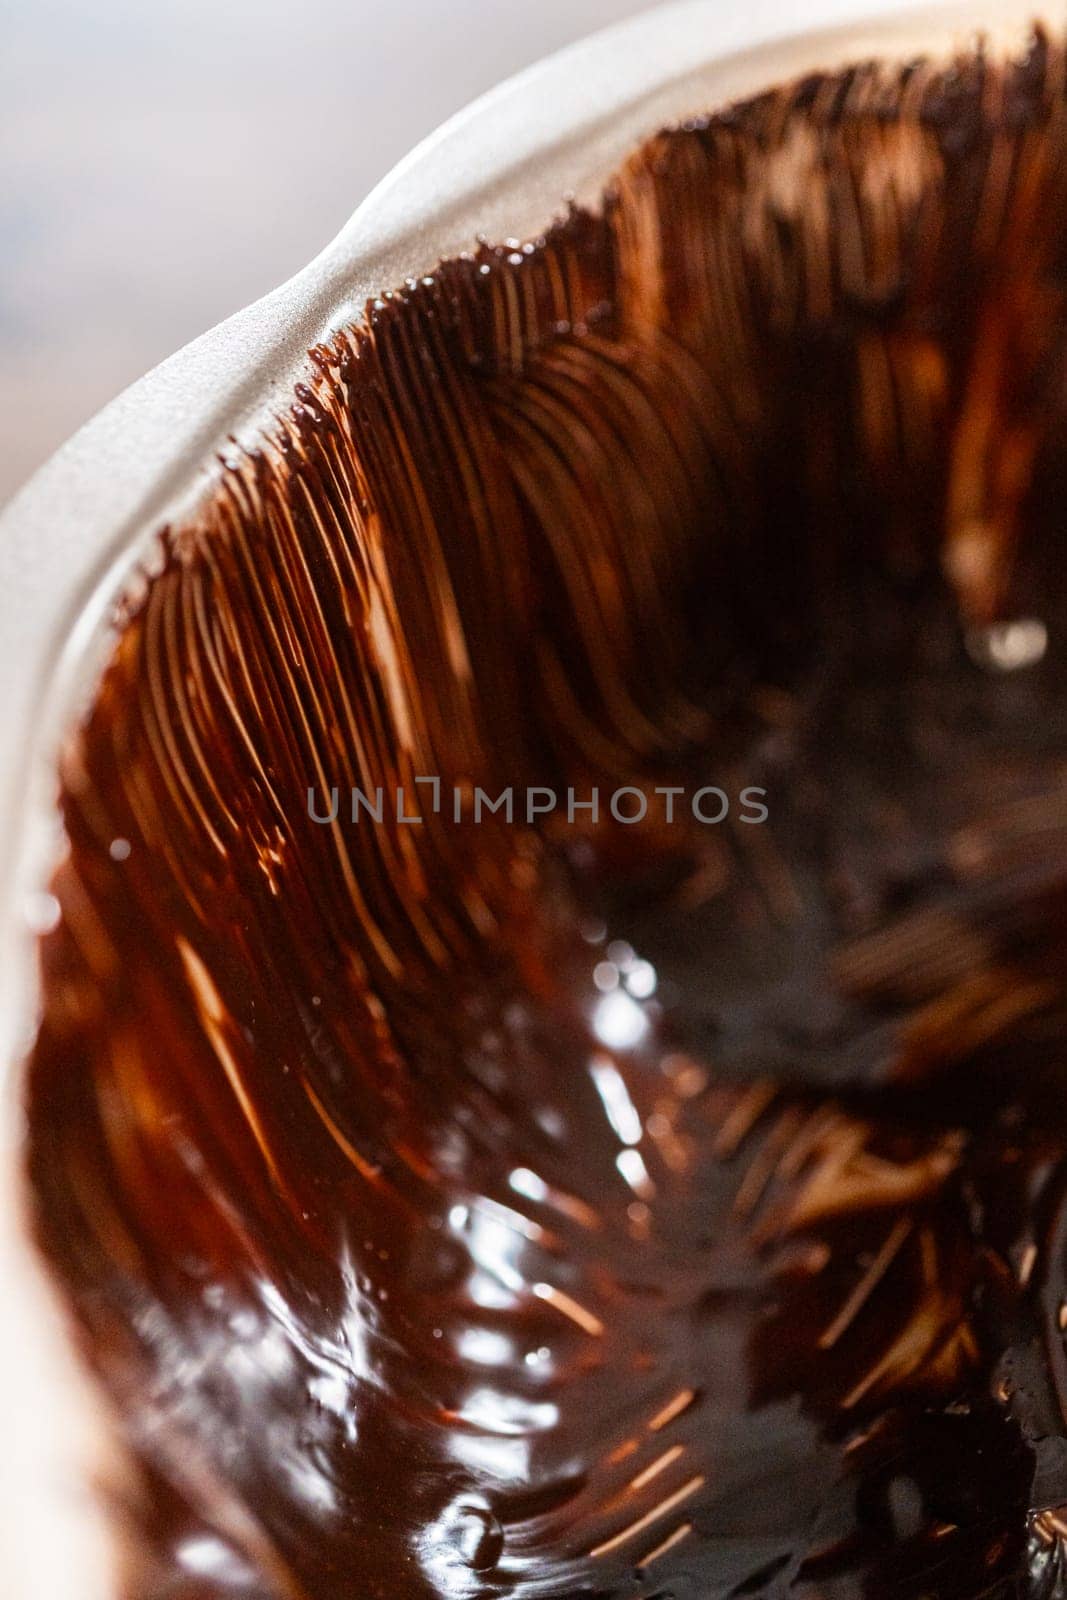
[25,31,1067,1600]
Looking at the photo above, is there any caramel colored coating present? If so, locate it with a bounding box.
[25,32,1067,1600]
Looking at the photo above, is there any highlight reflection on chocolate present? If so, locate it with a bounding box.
[27,30,1067,1599]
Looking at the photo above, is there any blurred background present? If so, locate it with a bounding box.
[0,0,658,505]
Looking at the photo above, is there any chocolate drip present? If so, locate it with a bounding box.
[24,31,1067,1600]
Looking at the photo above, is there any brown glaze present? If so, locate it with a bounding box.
[25,31,1067,1600]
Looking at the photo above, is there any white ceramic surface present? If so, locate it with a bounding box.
[0,2,1055,1594]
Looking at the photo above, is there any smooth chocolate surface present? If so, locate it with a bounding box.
[25,31,1067,1600]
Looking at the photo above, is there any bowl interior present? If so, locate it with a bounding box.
[24,27,1067,1600]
